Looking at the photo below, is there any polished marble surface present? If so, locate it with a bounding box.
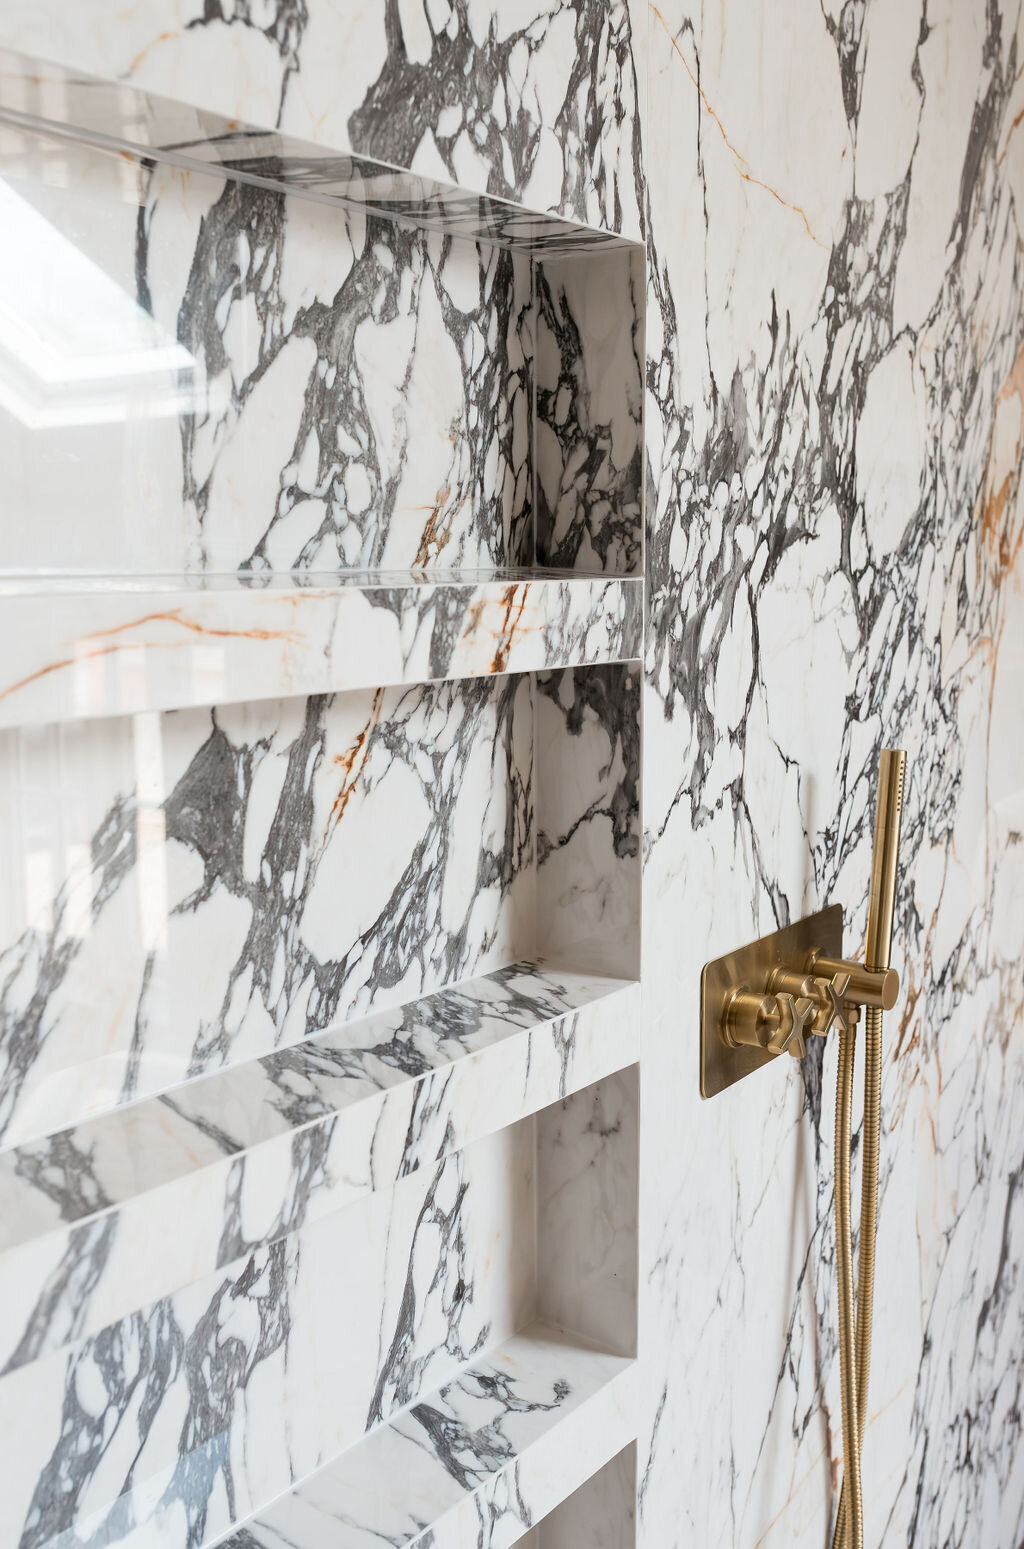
[0,4,644,243]
[0,1077,638,1548]
[0,1124,537,1549]
[216,1324,636,1549]
[0,0,1022,1546]
[0,962,638,1371]
[0,676,533,1150]
[0,11,649,1549]
[0,105,643,584]
[0,656,638,1153]
[0,572,641,727]
[639,1,1024,1543]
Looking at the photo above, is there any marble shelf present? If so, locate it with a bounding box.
[0,570,642,729]
[214,1322,637,1549]
[0,961,640,1373]
[0,47,640,256]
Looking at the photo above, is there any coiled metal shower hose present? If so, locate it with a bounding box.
[832,748,904,1549]
[832,1006,882,1549]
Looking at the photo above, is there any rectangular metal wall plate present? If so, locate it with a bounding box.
[700,904,843,1098]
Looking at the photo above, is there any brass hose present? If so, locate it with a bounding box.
[833,1006,881,1549]
[834,1014,863,1549]
[832,750,906,1549]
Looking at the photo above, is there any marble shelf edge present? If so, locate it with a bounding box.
[212,1322,638,1549]
[0,46,642,256]
[0,574,643,730]
[0,962,640,1375]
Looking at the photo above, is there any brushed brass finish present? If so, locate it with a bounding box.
[809,954,898,1010]
[699,906,843,1098]
[699,921,902,1099]
[834,1015,863,1548]
[699,751,907,1549]
[723,986,817,1057]
[833,749,907,1549]
[865,750,907,972]
[769,966,854,1038]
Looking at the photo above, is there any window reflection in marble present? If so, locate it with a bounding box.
[0,675,534,1147]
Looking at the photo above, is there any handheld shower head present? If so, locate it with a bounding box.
[865,749,906,974]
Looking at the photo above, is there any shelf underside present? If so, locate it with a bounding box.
[0,961,640,1371]
[0,47,640,257]
[0,571,642,727]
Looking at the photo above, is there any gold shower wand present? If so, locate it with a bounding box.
[865,750,907,973]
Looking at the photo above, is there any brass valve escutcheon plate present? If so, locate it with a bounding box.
[700,904,843,1098]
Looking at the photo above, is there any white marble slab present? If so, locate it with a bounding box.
[214,1323,637,1549]
[0,573,641,730]
[0,961,639,1373]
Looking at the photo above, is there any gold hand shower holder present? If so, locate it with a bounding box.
[700,750,907,1549]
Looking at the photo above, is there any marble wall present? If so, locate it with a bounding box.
[0,1,1022,1546]
[641,1,1024,1544]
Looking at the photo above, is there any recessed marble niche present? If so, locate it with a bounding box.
[0,48,644,1549]
[0,668,640,1548]
[0,50,644,580]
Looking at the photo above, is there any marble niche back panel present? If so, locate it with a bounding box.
[0,676,534,1147]
[0,660,639,1145]
[520,1445,636,1549]
[0,122,643,578]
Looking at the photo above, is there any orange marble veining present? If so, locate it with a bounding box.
[129,32,178,75]
[978,338,1024,580]
[490,585,531,673]
[78,608,304,646]
[461,583,533,675]
[0,609,302,706]
[649,3,826,249]
[327,688,384,830]
[412,450,466,567]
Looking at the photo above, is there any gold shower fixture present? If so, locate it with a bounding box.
[699,907,897,1098]
[699,749,907,1549]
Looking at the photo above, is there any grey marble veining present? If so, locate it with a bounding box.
[0,110,642,583]
[0,963,638,1373]
[0,573,642,728]
[0,1068,639,1549]
[640,1,1024,1544]
[536,661,641,980]
[0,2,645,242]
[0,676,534,1148]
[213,1325,635,1549]
[0,11,650,1549]
[535,250,645,574]
[0,1,1022,1547]
[0,1128,536,1549]
[0,47,636,256]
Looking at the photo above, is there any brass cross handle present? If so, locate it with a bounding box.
[721,957,898,1060]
